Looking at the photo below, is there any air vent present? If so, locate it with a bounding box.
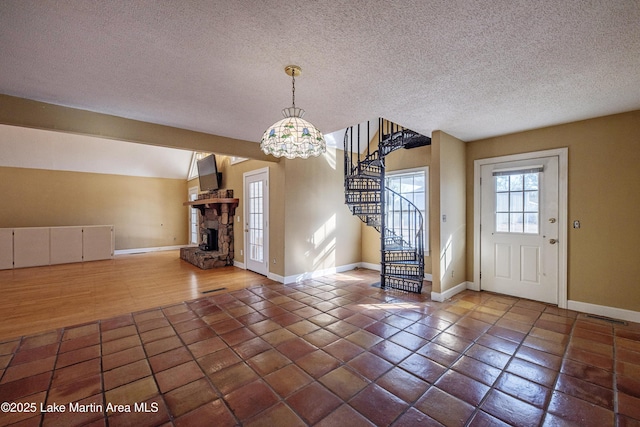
[585,314,627,325]
[202,287,227,294]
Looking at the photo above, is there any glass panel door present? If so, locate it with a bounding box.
[248,181,264,264]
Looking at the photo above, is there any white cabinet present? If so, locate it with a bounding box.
[82,226,114,261]
[14,228,50,268]
[0,229,13,270]
[50,227,83,265]
[0,226,114,270]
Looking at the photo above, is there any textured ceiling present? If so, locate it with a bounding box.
[1,0,639,146]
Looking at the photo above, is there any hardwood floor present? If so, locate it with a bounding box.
[0,250,274,341]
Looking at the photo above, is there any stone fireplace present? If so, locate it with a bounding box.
[180,190,238,269]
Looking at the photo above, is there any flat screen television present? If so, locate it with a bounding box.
[196,154,221,192]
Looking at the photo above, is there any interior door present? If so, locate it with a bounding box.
[480,156,559,304]
[244,168,269,276]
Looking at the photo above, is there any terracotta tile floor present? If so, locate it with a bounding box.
[1,269,639,426]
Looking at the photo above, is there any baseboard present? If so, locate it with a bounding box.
[233,261,280,282]
[254,261,436,287]
[283,263,361,285]
[268,272,285,283]
[431,281,469,302]
[360,262,381,272]
[567,300,640,324]
[114,245,186,255]
[466,281,480,291]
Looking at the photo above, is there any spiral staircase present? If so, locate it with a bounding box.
[344,119,431,293]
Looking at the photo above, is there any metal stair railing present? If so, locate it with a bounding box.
[381,186,424,293]
[384,186,423,253]
[343,119,426,293]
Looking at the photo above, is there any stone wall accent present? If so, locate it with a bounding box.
[196,189,234,200]
[181,191,237,269]
[201,202,234,260]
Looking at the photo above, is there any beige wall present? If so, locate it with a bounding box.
[433,131,466,294]
[221,148,361,279]
[466,110,640,311]
[283,148,362,278]
[0,167,188,250]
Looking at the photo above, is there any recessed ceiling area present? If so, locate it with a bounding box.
[1,1,639,147]
[0,124,194,179]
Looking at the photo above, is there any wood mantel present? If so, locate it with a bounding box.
[183,198,239,215]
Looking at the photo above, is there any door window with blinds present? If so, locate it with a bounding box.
[494,166,542,234]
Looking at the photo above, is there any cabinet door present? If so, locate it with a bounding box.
[14,228,50,268]
[50,227,83,265]
[0,229,13,270]
[83,226,114,261]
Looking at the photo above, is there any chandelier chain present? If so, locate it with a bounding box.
[291,72,296,108]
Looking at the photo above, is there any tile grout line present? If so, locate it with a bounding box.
[169,299,234,426]
[541,309,578,427]
[463,299,547,427]
[197,293,269,425]
[127,309,175,426]
[40,329,63,427]
[98,320,109,427]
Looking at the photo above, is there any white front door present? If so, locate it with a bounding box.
[244,168,269,276]
[480,155,559,304]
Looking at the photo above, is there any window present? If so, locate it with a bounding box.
[230,156,248,165]
[494,168,541,234]
[248,180,265,263]
[385,168,429,254]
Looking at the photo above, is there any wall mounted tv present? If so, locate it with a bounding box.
[196,154,222,192]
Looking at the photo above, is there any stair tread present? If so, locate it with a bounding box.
[383,260,423,265]
[383,274,424,281]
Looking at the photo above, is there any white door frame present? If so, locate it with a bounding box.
[473,148,568,308]
[188,186,200,246]
[243,167,269,276]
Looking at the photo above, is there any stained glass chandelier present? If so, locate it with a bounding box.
[260,65,326,159]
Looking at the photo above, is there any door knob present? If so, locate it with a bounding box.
[549,218,556,223]
[549,239,558,244]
